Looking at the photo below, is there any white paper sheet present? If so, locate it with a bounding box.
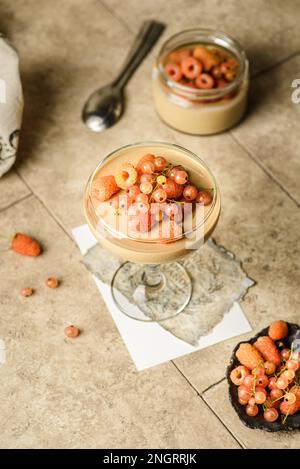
[72,224,252,370]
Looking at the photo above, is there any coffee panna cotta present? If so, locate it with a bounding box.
[152,29,249,135]
[84,142,220,264]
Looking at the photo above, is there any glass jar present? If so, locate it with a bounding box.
[152,29,249,135]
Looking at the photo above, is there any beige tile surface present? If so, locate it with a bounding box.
[0,196,239,448]
[1,0,300,449]
[232,54,300,205]
[203,380,300,448]
[102,0,300,74]
[0,169,30,211]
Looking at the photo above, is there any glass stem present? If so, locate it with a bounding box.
[142,264,164,289]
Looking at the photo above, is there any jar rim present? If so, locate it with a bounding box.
[156,28,248,99]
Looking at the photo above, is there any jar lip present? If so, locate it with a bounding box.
[85,140,220,244]
[156,28,248,98]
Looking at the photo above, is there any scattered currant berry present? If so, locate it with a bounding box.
[174,170,188,185]
[140,182,153,194]
[45,277,59,289]
[183,185,198,201]
[157,175,167,185]
[277,376,289,390]
[246,404,259,417]
[20,287,34,297]
[127,185,140,200]
[154,157,167,171]
[196,190,213,205]
[230,366,249,386]
[64,325,80,338]
[281,348,291,361]
[264,408,279,422]
[264,361,276,375]
[152,188,167,203]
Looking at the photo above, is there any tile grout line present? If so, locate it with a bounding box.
[99,0,134,34]
[14,168,76,243]
[0,191,33,214]
[171,361,245,449]
[201,376,226,394]
[230,133,300,209]
[252,49,300,80]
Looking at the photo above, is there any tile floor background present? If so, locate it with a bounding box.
[0,0,300,448]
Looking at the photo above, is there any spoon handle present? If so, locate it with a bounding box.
[112,20,165,89]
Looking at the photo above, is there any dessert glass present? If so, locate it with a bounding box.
[83,141,221,322]
[152,29,249,135]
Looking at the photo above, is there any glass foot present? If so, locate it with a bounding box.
[111,262,192,322]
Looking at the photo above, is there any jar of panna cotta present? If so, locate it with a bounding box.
[152,29,249,135]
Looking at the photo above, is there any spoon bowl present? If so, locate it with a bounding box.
[82,85,123,132]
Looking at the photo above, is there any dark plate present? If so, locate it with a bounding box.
[226,323,300,432]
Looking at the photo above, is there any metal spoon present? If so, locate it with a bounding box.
[82,20,165,132]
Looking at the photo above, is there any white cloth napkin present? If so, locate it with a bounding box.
[0,34,23,177]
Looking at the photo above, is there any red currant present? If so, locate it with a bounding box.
[287,360,299,371]
[264,361,276,375]
[140,173,154,184]
[277,376,289,390]
[174,170,188,185]
[140,161,155,174]
[127,185,140,200]
[152,188,167,203]
[270,388,283,400]
[65,325,80,338]
[238,385,252,402]
[246,404,259,417]
[154,156,167,171]
[140,182,153,194]
[243,375,255,389]
[264,408,278,422]
[281,348,291,361]
[230,366,249,386]
[256,375,269,388]
[268,377,278,390]
[282,369,295,381]
[254,391,266,404]
[183,185,198,201]
[196,190,213,205]
[136,193,149,205]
